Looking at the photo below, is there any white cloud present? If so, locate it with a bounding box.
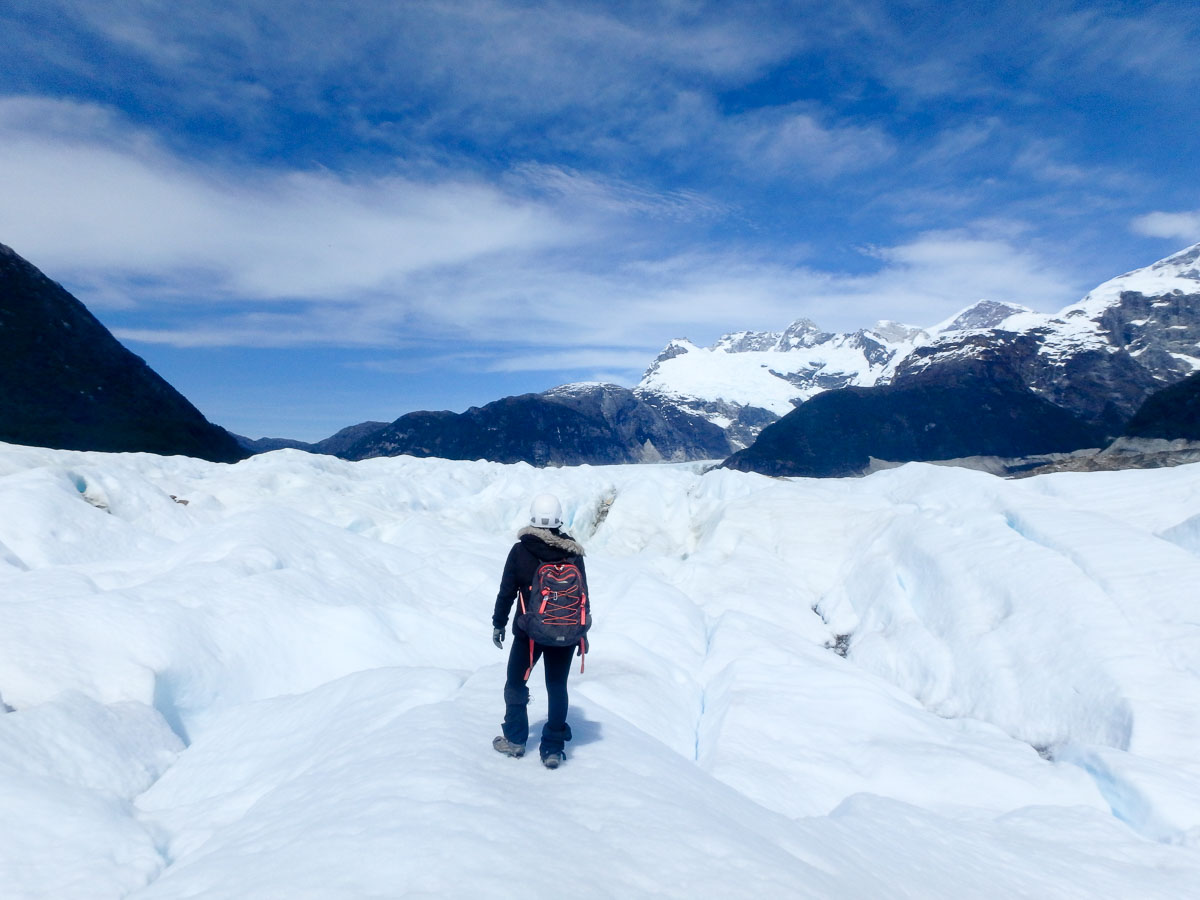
[36,0,802,151]
[107,228,1083,358]
[0,96,575,302]
[0,96,1088,364]
[629,91,895,181]
[332,231,1083,353]
[1131,211,1200,243]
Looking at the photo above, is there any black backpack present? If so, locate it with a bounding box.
[517,559,591,676]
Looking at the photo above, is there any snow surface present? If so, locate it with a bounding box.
[2,442,1200,897]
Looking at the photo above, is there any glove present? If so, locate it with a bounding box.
[577,635,589,656]
[493,626,505,649]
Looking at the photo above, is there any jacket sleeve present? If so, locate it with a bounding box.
[492,544,522,629]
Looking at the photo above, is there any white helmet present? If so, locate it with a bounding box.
[529,493,563,529]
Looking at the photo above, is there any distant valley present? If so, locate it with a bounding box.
[3,239,1199,476]
[252,242,1200,476]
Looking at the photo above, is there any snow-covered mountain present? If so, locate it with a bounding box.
[3,443,1200,896]
[228,243,1200,470]
[894,243,1200,426]
[638,243,1200,446]
[636,318,943,447]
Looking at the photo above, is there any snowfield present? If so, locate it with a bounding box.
[2,441,1200,898]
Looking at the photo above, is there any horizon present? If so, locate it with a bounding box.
[2,2,1199,441]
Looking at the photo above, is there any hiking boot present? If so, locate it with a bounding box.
[493,735,525,758]
[541,751,564,769]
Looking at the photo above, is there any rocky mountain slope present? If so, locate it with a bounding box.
[234,421,389,456]
[892,244,1200,431]
[0,243,245,462]
[723,369,1107,478]
[340,383,730,465]
[1120,371,1200,442]
[721,245,1200,477]
[639,244,1200,447]
[636,319,935,448]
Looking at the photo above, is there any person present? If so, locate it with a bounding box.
[492,492,588,769]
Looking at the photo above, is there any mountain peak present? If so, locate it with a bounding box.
[714,330,782,353]
[1145,242,1200,277]
[777,318,832,350]
[870,320,927,344]
[935,300,1031,334]
[544,381,622,396]
[1079,242,1200,310]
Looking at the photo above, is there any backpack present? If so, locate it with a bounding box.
[517,559,591,678]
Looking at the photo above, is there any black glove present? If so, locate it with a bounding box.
[493,626,505,649]
[577,635,589,656]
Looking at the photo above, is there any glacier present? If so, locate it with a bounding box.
[1,442,1199,897]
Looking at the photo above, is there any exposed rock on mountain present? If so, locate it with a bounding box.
[636,322,928,448]
[341,383,730,465]
[641,244,1200,453]
[0,243,245,462]
[892,244,1200,431]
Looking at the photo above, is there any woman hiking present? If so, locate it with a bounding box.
[491,493,589,769]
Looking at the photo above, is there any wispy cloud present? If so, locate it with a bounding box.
[510,164,727,222]
[0,96,575,302]
[914,119,1004,168]
[1039,6,1200,84]
[2,4,1180,384]
[0,92,1090,361]
[103,219,1087,359]
[1011,140,1142,191]
[16,1,803,162]
[485,349,658,374]
[731,105,895,178]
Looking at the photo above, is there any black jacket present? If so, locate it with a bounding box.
[493,527,588,630]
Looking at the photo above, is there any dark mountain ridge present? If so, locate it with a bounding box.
[724,363,1107,478]
[0,243,245,462]
[1121,371,1200,442]
[233,421,390,456]
[340,383,731,465]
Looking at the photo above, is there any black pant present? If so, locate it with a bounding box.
[502,626,574,757]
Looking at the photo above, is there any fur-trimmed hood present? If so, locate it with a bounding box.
[518,526,585,557]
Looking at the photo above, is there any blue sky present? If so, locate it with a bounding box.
[2,0,1199,441]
